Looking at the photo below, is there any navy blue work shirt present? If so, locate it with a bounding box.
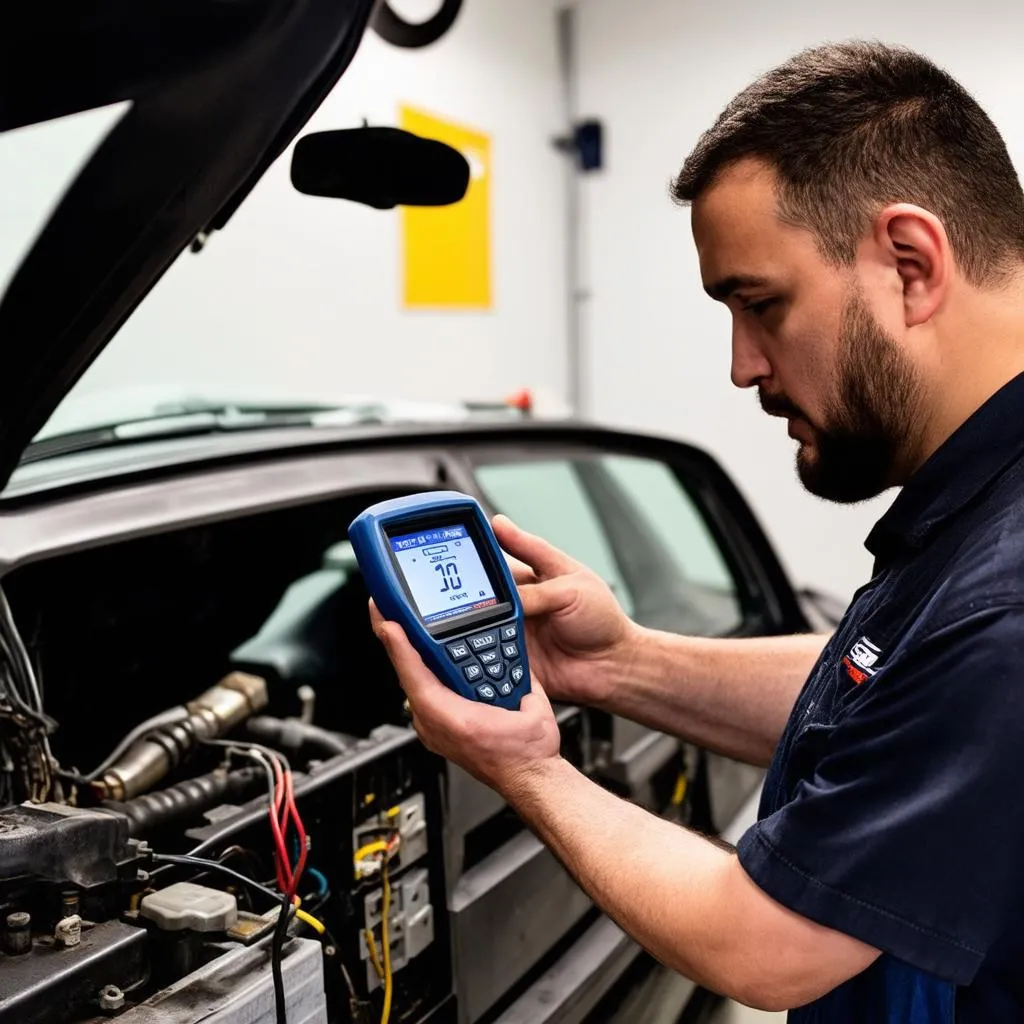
[737,371,1024,1022]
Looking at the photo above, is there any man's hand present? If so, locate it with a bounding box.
[492,515,637,707]
[369,601,561,796]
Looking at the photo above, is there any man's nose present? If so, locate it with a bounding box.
[730,321,773,389]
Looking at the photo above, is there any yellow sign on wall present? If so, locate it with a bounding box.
[400,105,491,309]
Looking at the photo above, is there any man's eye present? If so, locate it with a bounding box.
[742,298,778,316]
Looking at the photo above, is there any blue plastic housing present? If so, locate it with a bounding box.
[348,491,531,710]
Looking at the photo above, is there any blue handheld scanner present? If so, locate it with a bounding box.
[348,491,531,710]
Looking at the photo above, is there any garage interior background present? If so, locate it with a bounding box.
[11,0,1024,604]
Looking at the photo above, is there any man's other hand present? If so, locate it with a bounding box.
[493,514,637,708]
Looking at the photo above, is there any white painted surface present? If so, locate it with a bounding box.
[714,1003,786,1024]
[573,0,1024,600]
[41,1,568,429]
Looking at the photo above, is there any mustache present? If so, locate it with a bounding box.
[758,388,805,420]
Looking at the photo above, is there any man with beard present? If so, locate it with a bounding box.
[371,42,1024,1021]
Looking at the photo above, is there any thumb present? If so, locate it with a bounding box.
[518,675,554,717]
[493,515,578,580]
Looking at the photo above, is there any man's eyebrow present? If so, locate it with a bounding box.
[704,274,771,301]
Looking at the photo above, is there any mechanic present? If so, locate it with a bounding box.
[370,42,1024,1021]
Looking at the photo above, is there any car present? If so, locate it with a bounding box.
[0,4,832,1024]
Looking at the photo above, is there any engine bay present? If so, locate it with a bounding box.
[0,489,466,1024]
[0,470,745,1024]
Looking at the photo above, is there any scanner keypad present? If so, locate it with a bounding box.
[448,623,527,699]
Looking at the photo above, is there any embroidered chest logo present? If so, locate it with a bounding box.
[842,636,882,685]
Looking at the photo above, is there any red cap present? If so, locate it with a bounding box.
[505,388,533,412]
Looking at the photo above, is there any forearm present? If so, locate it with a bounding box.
[502,758,817,1008]
[601,629,828,766]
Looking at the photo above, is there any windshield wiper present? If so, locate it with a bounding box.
[19,400,389,465]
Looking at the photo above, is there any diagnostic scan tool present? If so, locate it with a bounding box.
[349,491,531,709]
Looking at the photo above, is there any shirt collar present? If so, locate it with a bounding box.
[865,370,1024,567]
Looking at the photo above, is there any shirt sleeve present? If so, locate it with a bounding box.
[737,603,1024,985]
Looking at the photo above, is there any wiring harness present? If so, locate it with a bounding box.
[0,586,58,804]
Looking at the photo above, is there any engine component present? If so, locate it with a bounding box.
[53,913,81,949]
[0,803,134,887]
[3,912,31,956]
[113,934,327,1024]
[0,919,147,1024]
[231,568,349,683]
[98,985,125,1012]
[226,910,276,946]
[353,792,427,878]
[359,867,435,993]
[96,673,268,801]
[297,684,316,723]
[247,716,353,759]
[60,891,79,918]
[139,882,238,933]
[101,767,262,836]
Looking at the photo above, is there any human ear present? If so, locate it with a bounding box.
[873,204,950,327]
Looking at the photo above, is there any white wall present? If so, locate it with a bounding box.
[573,0,1024,601]
[50,0,567,427]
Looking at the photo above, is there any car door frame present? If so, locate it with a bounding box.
[445,427,810,641]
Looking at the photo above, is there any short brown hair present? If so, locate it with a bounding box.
[673,42,1024,285]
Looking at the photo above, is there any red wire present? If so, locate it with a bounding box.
[267,756,292,893]
[251,749,310,906]
[284,770,309,901]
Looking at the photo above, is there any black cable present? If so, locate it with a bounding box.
[271,888,292,1024]
[150,853,281,905]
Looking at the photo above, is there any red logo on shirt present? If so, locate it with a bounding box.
[843,637,881,685]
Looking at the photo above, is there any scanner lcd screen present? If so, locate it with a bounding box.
[389,524,498,626]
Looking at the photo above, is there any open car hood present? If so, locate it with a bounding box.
[0,0,377,491]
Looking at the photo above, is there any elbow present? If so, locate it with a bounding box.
[730,978,809,1014]
[728,962,843,1013]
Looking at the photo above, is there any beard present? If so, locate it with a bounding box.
[760,290,923,504]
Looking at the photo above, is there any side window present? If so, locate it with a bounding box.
[473,461,635,616]
[601,455,734,591]
[475,453,742,636]
[600,454,742,634]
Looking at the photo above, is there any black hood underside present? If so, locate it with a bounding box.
[0,0,377,490]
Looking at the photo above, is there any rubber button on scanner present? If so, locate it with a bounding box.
[501,642,519,660]
[478,649,500,666]
[497,680,514,697]
[484,662,505,680]
[510,664,525,686]
[500,624,518,642]
[447,641,471,662]
[476,683,497,702]
[464,664,483,682]
[469,631,498,652]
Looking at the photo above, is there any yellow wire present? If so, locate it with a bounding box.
[364,928,385,980]
[671,773,688,807]
[381,858,393,1024]
[355,839,391,862]
[294,908,325,935]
